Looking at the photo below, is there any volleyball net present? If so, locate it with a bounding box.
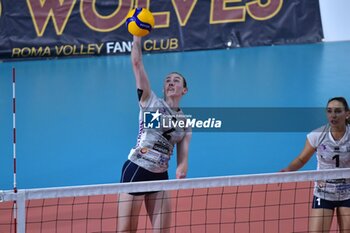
[1,168,350,233]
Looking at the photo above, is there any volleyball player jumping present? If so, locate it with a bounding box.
[117,35,192,233]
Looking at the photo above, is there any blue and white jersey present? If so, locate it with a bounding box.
[307,124,350,201]
[128,91,190,173]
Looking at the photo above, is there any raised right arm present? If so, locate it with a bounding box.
[131,36,151,106]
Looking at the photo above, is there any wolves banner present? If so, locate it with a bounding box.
[0,0,323,60]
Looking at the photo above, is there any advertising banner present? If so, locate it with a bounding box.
[0,0,323,60]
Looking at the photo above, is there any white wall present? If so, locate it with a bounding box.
[320,0,350,42]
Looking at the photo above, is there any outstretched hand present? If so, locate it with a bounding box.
[280,168,290,172]
[176,170,186,179]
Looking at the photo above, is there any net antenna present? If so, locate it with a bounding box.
[12,67,18,233]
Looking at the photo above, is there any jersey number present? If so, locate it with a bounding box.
[316,197,321,206]
[332,154,340,167]
[162,128,175,141]
[162,117,177,140]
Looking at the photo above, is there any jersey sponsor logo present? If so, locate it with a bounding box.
[318,144,327,151]
[137,148,169,166]
[140,147,148,154]
[153,143,170,155]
